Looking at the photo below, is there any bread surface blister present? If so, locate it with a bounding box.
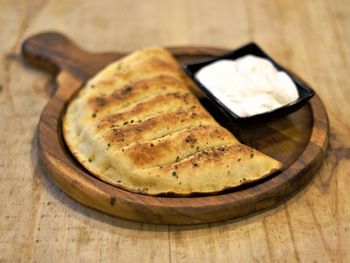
[63,47,282,196]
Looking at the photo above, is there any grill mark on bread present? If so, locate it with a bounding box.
[96,92,196,130]
[112,124,195,150]
[105,107,214,147]
[123,125,238,168]
[88,75,188,112]
[154,144,253,171]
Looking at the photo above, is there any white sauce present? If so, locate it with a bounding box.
[195,55,299,117]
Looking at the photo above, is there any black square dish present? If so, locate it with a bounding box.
[182,43,315,122]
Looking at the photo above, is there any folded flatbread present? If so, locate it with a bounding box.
[63,47,282,196]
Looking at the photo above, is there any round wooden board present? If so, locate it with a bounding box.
[22,32,329,225]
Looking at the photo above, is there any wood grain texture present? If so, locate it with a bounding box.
[20,32,328,225]
[0,0,349,262]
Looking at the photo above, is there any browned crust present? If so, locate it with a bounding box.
[104,106,213,146]
[96,92,196,130]
[124,124,238,167]
[88,75,189,111]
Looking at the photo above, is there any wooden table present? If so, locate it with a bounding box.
[1,0,349,262]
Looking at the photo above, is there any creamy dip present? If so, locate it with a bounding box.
[195,55,299,117]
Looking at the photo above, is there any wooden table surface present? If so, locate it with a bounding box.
[1,0,349,262]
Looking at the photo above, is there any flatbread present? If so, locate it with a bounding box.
[63,47,282,196]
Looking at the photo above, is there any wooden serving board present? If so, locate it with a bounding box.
[22,32,329,225]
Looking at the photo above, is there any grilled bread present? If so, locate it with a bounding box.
[63,47,282,196]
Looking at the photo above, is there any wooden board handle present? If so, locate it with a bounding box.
[21,32,122,80]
